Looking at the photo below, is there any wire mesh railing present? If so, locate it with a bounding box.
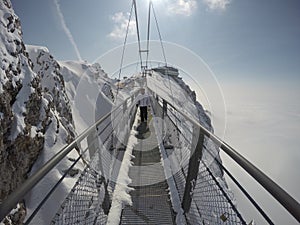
[1,85,299,224]
[148,86,300,224]
[52,94,138,225]
[0,91,139,224]
[51,165,108,225]
[151,95,246,224]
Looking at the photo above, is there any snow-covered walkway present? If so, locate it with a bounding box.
[120,109,175,224]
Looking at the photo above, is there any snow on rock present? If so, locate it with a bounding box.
[26,44,75,141]
[0,2,76,224]
[21,49,134,224]
[58,60,119,134]
[21,46,88,224]
[0,2,42,223]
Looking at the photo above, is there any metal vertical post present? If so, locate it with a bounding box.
[162,99,167,115]
[182,125,205,213]
[162,100,167,137]
[123,99,127,114]
[87,128,99,160]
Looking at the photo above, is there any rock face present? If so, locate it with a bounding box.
[0,1,75,224]
[26,44,76,145]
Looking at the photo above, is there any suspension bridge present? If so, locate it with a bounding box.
[0,76,299,224]
[1,0,300,224]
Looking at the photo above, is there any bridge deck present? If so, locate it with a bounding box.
[120,115,175,224]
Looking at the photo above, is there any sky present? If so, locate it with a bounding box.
[10,0,300,224]
[10,0,300,82]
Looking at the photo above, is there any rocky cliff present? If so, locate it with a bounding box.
[0,1,75,224]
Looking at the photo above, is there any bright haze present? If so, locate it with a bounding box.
[11,0,300,224]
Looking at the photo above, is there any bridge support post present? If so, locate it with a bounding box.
[123,99,127,114]
[162,99,167,116]
[162,100,167,139]
[87,128,99,160]
[182,125,205,213]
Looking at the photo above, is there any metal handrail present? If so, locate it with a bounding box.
[0,90,139,222]
[24,103,128,225]
[156,96,274,223]
[148,87,300,223]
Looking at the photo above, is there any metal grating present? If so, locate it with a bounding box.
[51,165,108,225]
[120,115,176,224]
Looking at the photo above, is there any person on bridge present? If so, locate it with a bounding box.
[136,88,150,123]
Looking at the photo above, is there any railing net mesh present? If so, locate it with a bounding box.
[52,93,246,225]
[152,95,246,225]
[51,104,136,225]
[51,165,108,225]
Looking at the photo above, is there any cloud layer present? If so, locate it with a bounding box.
[166,0,231,16]
[108,12,136,40]
[167,0,198,16]
[54,0,82,61]
[203,0,231,11]
[108,0,232,41]
[219,81,300,224]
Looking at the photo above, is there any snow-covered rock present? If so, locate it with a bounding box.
[23,47,134,224]
[0,0,40,211]
[0,1,76,224]
[58,60,117,134]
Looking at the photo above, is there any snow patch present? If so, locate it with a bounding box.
[106,112,139,225]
